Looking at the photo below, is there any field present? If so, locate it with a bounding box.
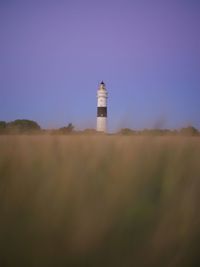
[0,135,200,267]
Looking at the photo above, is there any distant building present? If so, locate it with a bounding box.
[96,81,108,132]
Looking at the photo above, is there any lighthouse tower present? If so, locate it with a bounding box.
[97,81,108,133]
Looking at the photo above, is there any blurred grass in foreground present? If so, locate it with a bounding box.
[0,135,200,267]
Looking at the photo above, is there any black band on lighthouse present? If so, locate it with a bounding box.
[97,107,107,117]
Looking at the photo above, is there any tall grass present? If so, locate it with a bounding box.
[0,135,200,267]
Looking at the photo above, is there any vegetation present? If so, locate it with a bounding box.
[0,121,6,135]
[0,119,41,134]
[0,119,199,136]
[0,121,6,130]
[57,123,74,134]
[118,127,199,136]
[179,126,199,136]
[0,135,200,266]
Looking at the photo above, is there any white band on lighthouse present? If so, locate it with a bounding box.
[97,81,108,133]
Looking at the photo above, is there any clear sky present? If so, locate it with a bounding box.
[0,0,200,131]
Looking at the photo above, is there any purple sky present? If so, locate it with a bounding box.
[0,0,200,131]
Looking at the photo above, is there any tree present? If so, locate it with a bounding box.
[7,119,41,133]
[179,126,199,136]
[59,123,74,134]
[0,121,6,134]
[0,121,6,129]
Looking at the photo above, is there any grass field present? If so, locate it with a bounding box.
[0,135,200,267]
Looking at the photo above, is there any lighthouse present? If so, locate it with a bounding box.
[97,81,108,133]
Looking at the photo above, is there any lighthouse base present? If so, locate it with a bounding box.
[97,117,107,133]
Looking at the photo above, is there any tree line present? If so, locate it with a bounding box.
[0,119,199,136]
[0,120,74,134]
[118,126,199,136]
[0,120,41,134]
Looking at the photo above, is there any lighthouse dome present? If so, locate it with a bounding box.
[99,81,106,91]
